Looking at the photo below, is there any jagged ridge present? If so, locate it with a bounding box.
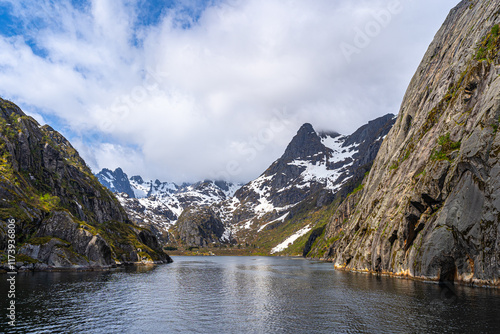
[96,167,242,244]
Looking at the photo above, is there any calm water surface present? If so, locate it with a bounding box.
[1,256,499,333]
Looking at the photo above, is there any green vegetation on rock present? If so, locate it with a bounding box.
[431,133,461,161]
[476,24,500,62]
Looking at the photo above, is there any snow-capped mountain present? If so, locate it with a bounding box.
[96,114,395,249]
[213,114,396,238]
[96,168,242,243]
[97,168,136,198]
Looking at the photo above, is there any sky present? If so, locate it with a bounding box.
[0,0,460,183]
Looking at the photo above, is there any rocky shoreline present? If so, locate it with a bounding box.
[304,255,500,288]
[331,265,500,289]
[0,258,173,273]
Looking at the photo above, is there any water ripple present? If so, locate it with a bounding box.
[1,257,500,333]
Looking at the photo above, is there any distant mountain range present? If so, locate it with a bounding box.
[97,114,395,248]
[96,168,242,242]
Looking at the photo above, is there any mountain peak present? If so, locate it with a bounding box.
[281,123,325,161]
[342,113,396,148]
[0,98,24,118]
[96,168,135,198]
[298,123,316,134]
[130,175,144,184]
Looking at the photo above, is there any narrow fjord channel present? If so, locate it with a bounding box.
[1,256,499,333]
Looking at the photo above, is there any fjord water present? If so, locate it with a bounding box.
[1,257,499,333]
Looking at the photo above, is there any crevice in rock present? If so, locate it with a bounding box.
[438,256,457,284]
[403,212,420,252]
[388,230,398,245]
[410,200,426,213]
[375,256,382,272]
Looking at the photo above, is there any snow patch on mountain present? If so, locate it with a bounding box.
[271,224,312,254]
[321,134,360,164]
[258,213,289,232]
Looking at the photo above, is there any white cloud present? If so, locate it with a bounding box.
[0,0,460,183]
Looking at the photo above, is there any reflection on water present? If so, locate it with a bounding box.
[1,257,499,333]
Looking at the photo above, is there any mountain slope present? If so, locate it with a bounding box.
[309,0,500,286]
[0,98,170,270]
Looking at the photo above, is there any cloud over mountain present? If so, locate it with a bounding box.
[0,0,459,182]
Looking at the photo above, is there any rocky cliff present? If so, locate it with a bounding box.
[0,99,171,270]
[176,206,228,247]
[310,0,500,286]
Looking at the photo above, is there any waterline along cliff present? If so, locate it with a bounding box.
[0,99,171,271]
[308,0,500,286]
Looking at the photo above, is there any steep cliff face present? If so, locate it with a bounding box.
[0,99,171,270]
[311,0,500,286]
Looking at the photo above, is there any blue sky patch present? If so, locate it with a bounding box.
[0,3,24,37]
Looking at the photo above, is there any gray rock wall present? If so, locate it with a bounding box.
[313,0,500,286]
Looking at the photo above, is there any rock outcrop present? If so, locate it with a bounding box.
[310,0,500,286]
[176,207,228,247]
[0,98,171,270]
